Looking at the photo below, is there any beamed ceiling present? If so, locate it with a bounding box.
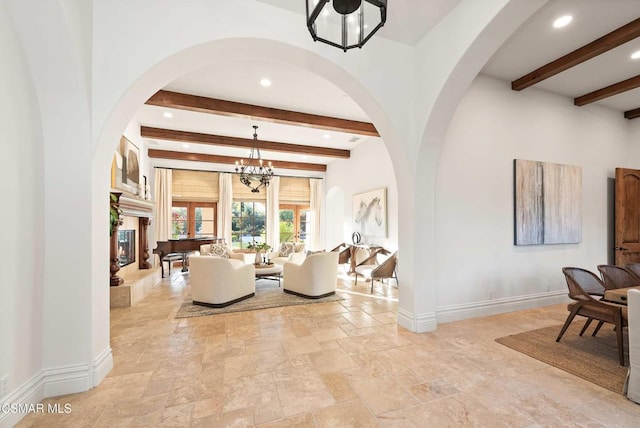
[483,0,640,116]
[135,1,640,174]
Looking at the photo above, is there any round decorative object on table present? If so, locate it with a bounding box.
[352,231,362,245]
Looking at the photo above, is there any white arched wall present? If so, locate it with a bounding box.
[403,0,550,331]
[2,1,95,424]
[90,0,417,355]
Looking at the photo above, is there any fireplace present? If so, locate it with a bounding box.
[118,229,135,267]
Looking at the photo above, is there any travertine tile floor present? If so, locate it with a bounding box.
[16,271,640,427]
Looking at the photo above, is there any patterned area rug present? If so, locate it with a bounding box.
[496,321,628,394]
[175,280,344,318]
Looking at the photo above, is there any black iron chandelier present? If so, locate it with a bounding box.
[306,0,387,52]
[235,125,274,193]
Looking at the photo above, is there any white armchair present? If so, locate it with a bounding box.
[625,289,640,403]
[283,252,338,298]
[199,243,245,263]
[267,242,306,266]
[189,255,255,307]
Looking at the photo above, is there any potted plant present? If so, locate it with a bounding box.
[110,193,123,236]
[247,241,271,264]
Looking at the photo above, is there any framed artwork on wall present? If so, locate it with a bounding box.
[514,159,582,245]
[113,136,141,195]
[353,187,387,238]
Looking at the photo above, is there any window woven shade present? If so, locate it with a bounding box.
[169,171,311,203]
[279,177,310,204]
[232,174,266,201]
[171,170,219,202]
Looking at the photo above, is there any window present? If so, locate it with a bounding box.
[171,202,216,239]
[279,204,310,243]
[231,201,266,250]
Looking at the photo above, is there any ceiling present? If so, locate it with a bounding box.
[135,0,640,174]
[482,0,640,113]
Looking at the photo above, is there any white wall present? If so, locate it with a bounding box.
[0,0,44,417]
[434,74,635,321]
[5,1,100,417]
[325,138,398,251]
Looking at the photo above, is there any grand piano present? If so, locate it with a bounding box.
[153,237,218,278]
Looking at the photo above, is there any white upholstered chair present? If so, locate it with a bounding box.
[625,289,640,403]
[189,255,255,307]
[283,252,338,298]
[199,243,245,262]
[267,242,306,266]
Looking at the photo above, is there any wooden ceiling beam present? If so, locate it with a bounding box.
[512,17,640,91]
[624,107,640,119]
[146,90,379,137]
[574,74,640,106]
[141,126,350,159]
[148,149,327,172]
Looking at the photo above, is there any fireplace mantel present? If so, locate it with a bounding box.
[118,194,153,218]
[110,192,154,289]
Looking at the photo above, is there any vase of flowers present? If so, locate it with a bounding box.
[247,241,271,265]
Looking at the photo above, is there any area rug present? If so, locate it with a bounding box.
[175,281,345,318]
[496,321,628,394]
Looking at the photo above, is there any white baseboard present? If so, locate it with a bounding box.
[397,308,437,333]
[435,290,569,324]
[93,347,113,387]
[0,363,90,428]
[395,290,568,333]
[0,371,44,428]
[41,364,89,400]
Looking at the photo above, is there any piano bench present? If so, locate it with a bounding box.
[162,253,184,278]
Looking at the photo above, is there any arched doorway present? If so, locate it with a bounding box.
[92,37,405,383]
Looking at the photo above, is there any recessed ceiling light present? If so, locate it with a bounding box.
[163,111,173,119]
[323,134,331,139]
[631,50,640,60]
[182,144,189,148]
[260,78,272,87]
[553,15,573,28]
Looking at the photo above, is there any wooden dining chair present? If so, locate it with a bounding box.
[626,263,640,283]
[597,264,640,290]
[354,252,398,293]
[559,267,627,365]
[330,242,351,265]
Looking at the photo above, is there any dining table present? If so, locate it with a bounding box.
[603,285,640,304]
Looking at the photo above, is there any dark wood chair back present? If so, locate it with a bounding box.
[597,264,639,290]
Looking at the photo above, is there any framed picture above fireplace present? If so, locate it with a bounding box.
[112,135,141,195]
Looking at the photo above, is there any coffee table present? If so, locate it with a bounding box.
[254,264,283,287]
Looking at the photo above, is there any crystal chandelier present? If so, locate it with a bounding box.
[235,125,274,193]
[306,0,387,52]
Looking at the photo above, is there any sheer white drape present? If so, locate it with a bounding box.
[266,176,280,251]
[217,173,233,246]
[309,178,323,251]
[154,168,172,242]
